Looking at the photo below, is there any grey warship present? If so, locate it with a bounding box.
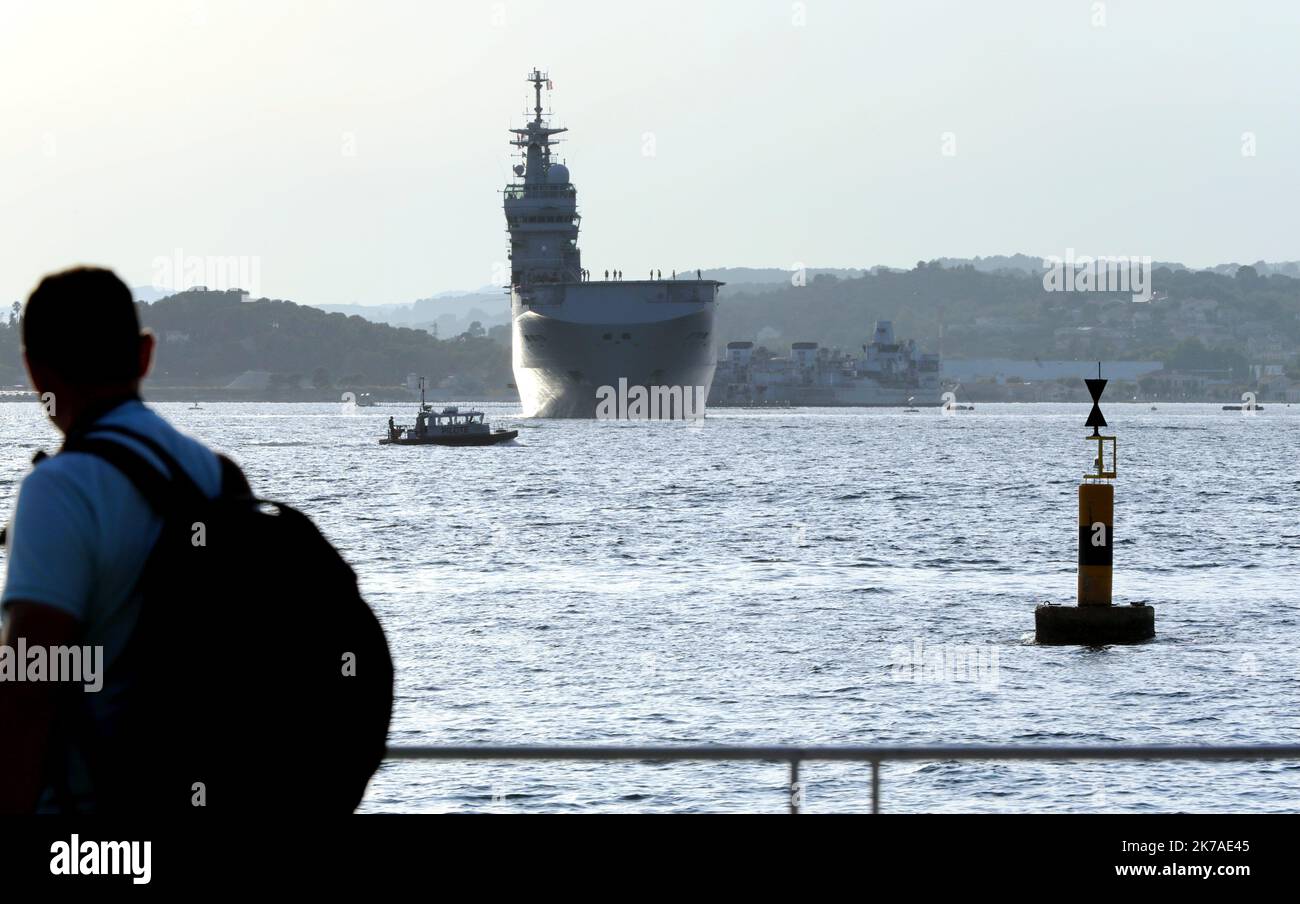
[505,70,722,418]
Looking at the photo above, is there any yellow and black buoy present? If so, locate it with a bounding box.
[1036,366,1155,644]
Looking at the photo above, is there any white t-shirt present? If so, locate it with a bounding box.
[1,399,222,810]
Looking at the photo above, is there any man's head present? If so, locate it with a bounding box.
[22,266,154,433]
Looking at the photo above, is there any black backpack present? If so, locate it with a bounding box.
[52,424,393,813]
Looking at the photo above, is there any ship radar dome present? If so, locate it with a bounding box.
[547,163,570,184]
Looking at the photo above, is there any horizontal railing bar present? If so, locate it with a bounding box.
[385,745,1300,763]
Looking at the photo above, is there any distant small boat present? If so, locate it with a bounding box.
[381,406,517,446]
[379,378,517,446]
[903,397,920,413]
[1222,404,1264,411]
[189,401,203,410]
[943,385,974,412]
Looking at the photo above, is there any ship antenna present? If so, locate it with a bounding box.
[529,68,546,124]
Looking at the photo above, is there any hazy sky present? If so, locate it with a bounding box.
[3,0,1299,305]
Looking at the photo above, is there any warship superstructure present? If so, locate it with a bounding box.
[504,70,721,417]
[710,321,942,406]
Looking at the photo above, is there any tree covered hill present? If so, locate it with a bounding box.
[714,263,1300,372]
[4,264,1299,394]
[0,289,512,393]
[141,289,511,392]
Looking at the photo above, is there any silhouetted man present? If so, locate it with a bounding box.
[0,266,224,813]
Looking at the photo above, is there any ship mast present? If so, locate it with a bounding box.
[503,69,581,286]
[531,67,545,123]
[510,69,567,185]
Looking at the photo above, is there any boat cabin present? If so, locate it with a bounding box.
[428,405,483,423]
[389,405,492,441]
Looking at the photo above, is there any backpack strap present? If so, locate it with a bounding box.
[61,430,206,513]
[41,425,247,813]
[5,427,246,547]
[63,438,197,514]
[77,423,252,501]
[34,432,185,813]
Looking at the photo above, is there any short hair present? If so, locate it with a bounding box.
[23,267,143,383]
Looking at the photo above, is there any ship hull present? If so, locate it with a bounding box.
[511,282,718,418]
[379,430,518,446]
[720,385,938,407]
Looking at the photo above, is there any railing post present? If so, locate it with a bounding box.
[871,761,880,814]
[789,759,801,815]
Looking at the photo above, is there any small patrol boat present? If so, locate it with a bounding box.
[379,379,518,446]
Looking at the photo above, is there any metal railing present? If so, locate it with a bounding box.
[385,744,1300,813]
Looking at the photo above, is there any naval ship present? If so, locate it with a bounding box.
[710,321,943,407]
[504,70,722,418]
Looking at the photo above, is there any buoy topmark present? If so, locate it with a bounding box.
[1036,363,1155,645]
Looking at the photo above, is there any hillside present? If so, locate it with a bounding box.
[314,291,510,337]
[713,263,1300,378]
[0,290,512,396]
[142,290,512,394]
[5,263,1300,398]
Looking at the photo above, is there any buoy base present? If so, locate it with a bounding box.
[1035,603,1155,645]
